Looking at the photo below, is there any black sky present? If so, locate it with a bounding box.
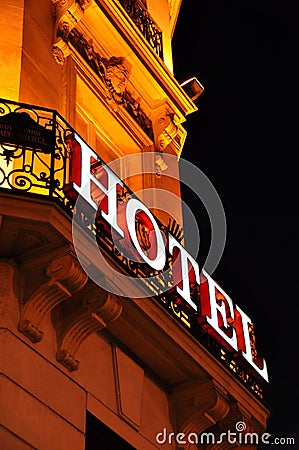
[172,1,298,447]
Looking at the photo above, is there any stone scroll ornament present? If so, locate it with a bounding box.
[52,0,92,64]
[155,113,178,176]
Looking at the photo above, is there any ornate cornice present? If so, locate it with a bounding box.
[52,0,92,64]
[68,28,154,139]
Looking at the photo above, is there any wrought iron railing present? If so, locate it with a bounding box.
[0,99,74,210]
[115,0,163,59]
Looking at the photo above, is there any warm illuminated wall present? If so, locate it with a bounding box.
[19,0,62,109]
[0,0,24,101]
[0,0,194,229]
[147,0,174,72]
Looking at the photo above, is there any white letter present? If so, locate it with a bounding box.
[227,431,236,444]
[216,432,226,444]
[168,234,199,311]
[156,428,167,444]
[72,133,124,237]
[244,433,258,445]
[200,269,238,351]
[200,433,215,445]
[188,433,198,444]
[235,305,269,382]
[261,433,271,444]
[126,198,166,270]
[168,432,175,444]
[176,433,186,444]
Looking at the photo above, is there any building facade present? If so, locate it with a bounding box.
[0,1,269,449]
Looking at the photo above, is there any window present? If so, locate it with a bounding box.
[85,412,136,450]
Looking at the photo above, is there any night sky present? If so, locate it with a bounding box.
[172,1,298,447]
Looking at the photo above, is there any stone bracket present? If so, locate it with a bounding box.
[154,112,179,153]
[200,396,268,450]
[56,284,122,371]
[18,252,88,343]
[171,379,230,443]
[151,104,187,161]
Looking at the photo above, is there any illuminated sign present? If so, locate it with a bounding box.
[65,133,268,384]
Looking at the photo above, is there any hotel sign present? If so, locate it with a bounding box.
[66,133,269,384]
[0,104,268,391]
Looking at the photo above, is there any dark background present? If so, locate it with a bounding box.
[172,1,298,448]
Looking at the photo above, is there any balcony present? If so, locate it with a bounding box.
[0,99,72,210]
[115,0,163,59]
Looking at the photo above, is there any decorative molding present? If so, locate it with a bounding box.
[171,379,230,448]
[200,397,266,450]
[69,29,131,106]
[68,28,154,139]
[171,381,267,449]
[52,0,92,64]
[151,102,188,158]
[56,283,122,371]
[154,113,178,153]
[18,252,88,343]
[153,112,179,175]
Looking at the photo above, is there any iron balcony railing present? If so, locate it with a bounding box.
[0,99,72,208]
[115,0,163,59]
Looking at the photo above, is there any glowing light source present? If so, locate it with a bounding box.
[180,77,204,102]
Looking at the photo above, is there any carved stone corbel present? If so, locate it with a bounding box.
[52,0,92,64]
[152,112,180,175]
[56,283,122,371]
[154,112,179,153]
[202,397,264,450]
[18,253,88,343]
[171,379,230,449]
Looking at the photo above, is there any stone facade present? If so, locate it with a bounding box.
[0,1,269,449]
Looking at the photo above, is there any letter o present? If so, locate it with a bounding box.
[126,198,166,271]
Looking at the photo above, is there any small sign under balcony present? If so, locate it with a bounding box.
[0,111,53,153]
